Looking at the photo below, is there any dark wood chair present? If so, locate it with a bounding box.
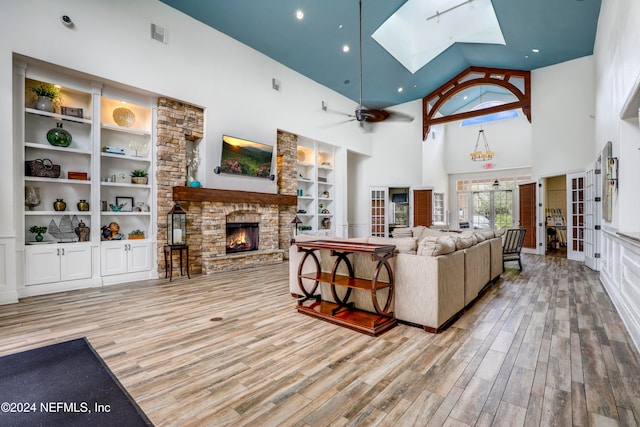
[503,227,527,270]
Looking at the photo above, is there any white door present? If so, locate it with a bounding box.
[26,245,61,285]
[566,172,586,262]
[369,187,388,237]
[60,244,92,281]
[584,161,601,270]
[101,243,127,276]
[127,241,151,273]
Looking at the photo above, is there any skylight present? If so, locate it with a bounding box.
[372,0,505,74]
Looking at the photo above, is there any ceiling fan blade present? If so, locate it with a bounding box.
[386,111,415,122]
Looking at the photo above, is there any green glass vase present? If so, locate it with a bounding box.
[47,123,72,147]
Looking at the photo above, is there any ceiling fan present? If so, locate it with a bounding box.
[325,0,414,126]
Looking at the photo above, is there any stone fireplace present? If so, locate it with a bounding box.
[156,100,298,274]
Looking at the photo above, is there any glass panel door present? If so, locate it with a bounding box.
[370,187,387,237]
[471,190,513,229]
[567,172,586,262]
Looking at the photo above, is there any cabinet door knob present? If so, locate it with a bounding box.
[61,248,65,256]
[57,248,60,256]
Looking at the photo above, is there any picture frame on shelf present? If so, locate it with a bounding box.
[115,196,134,212]
[60,106,83,118]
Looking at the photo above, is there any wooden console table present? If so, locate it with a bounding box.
[295,240,396,336]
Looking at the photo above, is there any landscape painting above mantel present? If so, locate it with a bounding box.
[219,135,273,179]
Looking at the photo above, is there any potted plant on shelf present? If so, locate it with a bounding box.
[30,83,61,113]
[29,225,48,242]
[131,169,148,185]
[128,229,145,240]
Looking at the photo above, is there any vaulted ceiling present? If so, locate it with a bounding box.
[159,0,601,109]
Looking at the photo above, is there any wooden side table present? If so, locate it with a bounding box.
[164,244,190,281]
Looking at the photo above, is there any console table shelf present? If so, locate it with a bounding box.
[299,272,391,291]
[295,240,397,336]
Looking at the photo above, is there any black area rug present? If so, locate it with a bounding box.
[0,338,153,427]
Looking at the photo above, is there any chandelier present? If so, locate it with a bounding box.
[470,129,494,162]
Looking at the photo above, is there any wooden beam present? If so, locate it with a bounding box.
[173,186,297,206]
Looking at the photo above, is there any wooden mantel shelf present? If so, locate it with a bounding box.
[173,186,297,206]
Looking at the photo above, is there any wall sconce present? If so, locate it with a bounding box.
[608,157,619,189]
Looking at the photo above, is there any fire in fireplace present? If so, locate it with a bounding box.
[226,222,259,254]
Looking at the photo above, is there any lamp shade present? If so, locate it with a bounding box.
[167,203,187,245]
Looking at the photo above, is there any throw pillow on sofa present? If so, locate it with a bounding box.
[455,234,478,250]
[369,236,417,254]
[417,236,457,256]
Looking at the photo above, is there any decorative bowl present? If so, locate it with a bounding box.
[112,107,136,127]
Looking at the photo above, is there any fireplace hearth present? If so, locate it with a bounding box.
[226,222,259,254]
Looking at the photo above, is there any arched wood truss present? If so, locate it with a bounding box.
[422,66,531,140]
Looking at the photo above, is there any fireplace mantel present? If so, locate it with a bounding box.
[173,186,297,206]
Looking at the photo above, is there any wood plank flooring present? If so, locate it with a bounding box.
[1,254,640,426]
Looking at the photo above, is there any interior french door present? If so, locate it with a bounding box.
[370,187,388,237]
[566,172,586,262]
[584,162,601,270]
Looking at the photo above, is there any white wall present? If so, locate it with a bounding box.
[593,0,640,231]
[531,56,596,178]
[445,115,533,174]
[593,0,640,353]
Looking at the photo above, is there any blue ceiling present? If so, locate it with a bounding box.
[159,0,601,109]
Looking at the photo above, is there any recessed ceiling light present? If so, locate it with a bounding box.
[338,24,343,29]
[296,10,304,20]
[463,96,468,100]
[398,87,403,93]
[343,45,350,53]
[525,55,529,59]
[532,48,540,53]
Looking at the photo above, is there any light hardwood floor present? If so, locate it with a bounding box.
[1,254,640,426]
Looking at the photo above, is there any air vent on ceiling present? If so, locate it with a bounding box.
[150,23,168,44]
[272,78,281,91]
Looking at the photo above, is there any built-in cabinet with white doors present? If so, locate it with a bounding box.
[14,57,157,297]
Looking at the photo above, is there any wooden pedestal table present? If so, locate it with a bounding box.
[295,240,396,336]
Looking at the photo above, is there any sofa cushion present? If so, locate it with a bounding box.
[476,229,495,242]
[417,236,457,256]
[369,236,417,254]
[455,234,478,250]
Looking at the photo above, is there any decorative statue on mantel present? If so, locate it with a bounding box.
[186,145,201,187]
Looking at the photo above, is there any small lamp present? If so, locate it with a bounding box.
[291,216,302,237]
[167,203,187,245]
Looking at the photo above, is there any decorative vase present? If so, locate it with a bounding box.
[53,198,66,211]
[35,96,54,113]
[74,220,90,242]
[47,123,72,147]
[25,186,41,211]
[35,233,44,242]
[77,199,89,211]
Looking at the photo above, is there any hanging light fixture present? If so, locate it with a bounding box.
[470,128,494,162]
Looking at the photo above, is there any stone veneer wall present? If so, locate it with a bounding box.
[277,130,298,259]
[156,98,204,275]
[156,100,299,274]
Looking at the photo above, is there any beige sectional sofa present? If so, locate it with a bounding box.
[289,227,504,333]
